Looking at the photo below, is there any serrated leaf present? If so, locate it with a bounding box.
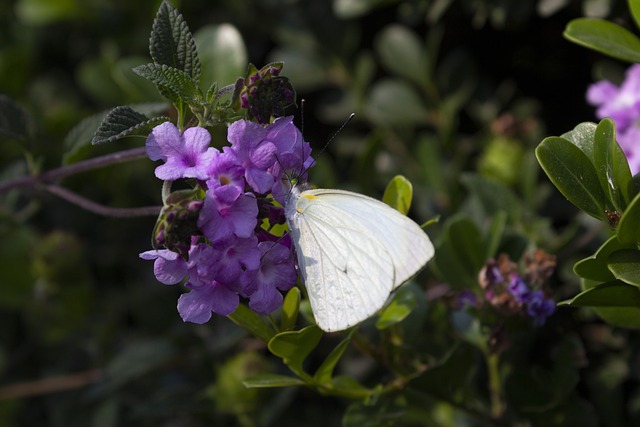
[280,287,300,331]
[149,0,201,81]
[564,18,640,62]
[0,94,30,140]
[536,136,606,220]
[375,286,418,330]
[608,249,640,286]
[268,325,322,379]
[382,175,413,214]
[92,106,169,145]
[593,118,632,210]
[313,332,353,386]
[617,191,640,245]
[242,373,305,388]
[133,63,200,104]
[562,280,640,307]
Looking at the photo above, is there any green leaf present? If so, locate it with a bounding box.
[573,236,624,282]
[366,79,429,127]
[617,191,640,244]
[608,249,640,286]
[486,211,507,260]
[536,136,606,220]
[226,303,275,343]
[0,94,30,140]
[578,278,640,328]
[382,175,413,214]
[560,121,597,163]
[460,173,520,223]
[280,287,300,332]
[375,286,418,330]
[242,373,305,388]
[91,106,169,145]
[133,63,200,104]
[375,24,429,87]
[149,0,201,81]
[631,0,640,31]
[194,24,247,88]
[267,325,323,379]
[564,18,640,63]
[593,118,632,210]
[313,332,353,386]
[562,280,640,307]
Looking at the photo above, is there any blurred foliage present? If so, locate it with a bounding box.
[2,0,640,426]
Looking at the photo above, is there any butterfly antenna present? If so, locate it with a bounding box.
[299,112,355,179]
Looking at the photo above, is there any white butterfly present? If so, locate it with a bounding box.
[284,185,434,332]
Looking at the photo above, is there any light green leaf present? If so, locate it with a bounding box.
[608,249,640,286]
[564,18,640,62]
[91,106,169,145]
[194,24,247,89]
[593,118,632,210]
[280,287,300,332]
[268,325,323,379]
[375,24,429,87]
[617,191,640,245]
[536,136,606,220]
[631,0,640,31]
[226,303,276,343]
[375,286,417,330]
[313,332,353,385]
[149,0,201,81]
[133,63,200,104]
[242,373,305,388]
[382,175,413,214]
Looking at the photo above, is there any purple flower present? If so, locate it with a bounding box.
[455,290,477,310]
[205,149,245,191]
[507,275,530,303]
[146,122,217,181]
[587,64,640,175]
[197,185,258,243]
[139,249,188,285]
[524,290,555,326]
[227,120,278,193]
[177,281,239,323]
[211,235,261,287]
[245,242,297,314]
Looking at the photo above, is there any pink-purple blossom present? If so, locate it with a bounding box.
[587,64,640,175]
[140,117,313,325]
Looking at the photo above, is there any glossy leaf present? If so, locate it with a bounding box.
[226,303,276,343]
[608,249,640,286]
[593,119,632,210]
[375,285,418,330]
[268,325,323,379]
[382,175,413,214]
[194,24,247,88]
[536,136,606,220]
[91,106,169,145]
[375,24,429,87]
[617,191,640,245]
[560,121,597,163]
[578,278,640,328]
[561,280,640,307]
[564,18,640,63]
[280,287,300,332]
[149,0,201,81]
[573,236,623,282]
[313,332,353,386]
[243,373,305,388]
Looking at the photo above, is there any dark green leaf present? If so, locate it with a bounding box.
[608,249,640,286]
[268,325,322,379]
[382,175,413,214]
[194,24,247,88]
[486,211,507,259]
[593,119,632,210]
[91,106,169,145]
[564,18,640,62]
[133,63,200,104]
[445,216,485,276]
[617,191,640,245]
[578,278,640,328]
[631,0,640,31]
[149,0,201,81]
[375,24,429,87]
[536,136,606,220]
[375,286,418,330]
[573,236,624,282]
[0,94,30,140]
[366,79,429,127]
[560,122,598,163]
[460,173,520,223]
[226,303,276,343]
[242,373,305,388]
[280,287,300,332]
[562,280,640,307]
[313,332,353,385]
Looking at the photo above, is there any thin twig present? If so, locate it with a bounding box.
[0,369,103,400]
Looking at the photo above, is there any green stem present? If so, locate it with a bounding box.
[486,352,504,420]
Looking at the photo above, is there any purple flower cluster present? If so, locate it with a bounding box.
[587,64,640,175]
[140,116,313,323]
[475,253,556,326]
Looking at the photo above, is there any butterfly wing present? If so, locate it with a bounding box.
[286,188,433,332]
